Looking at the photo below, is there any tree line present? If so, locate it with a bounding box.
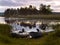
[4,4,52,17]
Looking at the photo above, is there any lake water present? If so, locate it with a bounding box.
[0,17,6,24]
[0,16,60,25]
[0,16,60,32]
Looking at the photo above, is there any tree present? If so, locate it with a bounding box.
[39,4,52,14]
[4,4,52,17]
[4,9,11,17]
[29,5,33,9]
[46,5,52,14]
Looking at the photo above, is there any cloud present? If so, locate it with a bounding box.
[0,0,54,6]
[0,0,60,12]
[0,0,24,6]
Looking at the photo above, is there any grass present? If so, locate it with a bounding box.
[9,14,60,20]
[0,24,60,45]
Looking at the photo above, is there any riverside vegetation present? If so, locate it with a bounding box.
[0,24,60,45]
[1,3,60,45]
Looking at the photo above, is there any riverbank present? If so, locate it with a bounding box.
[6,14,60,20]
[0,24,60,45]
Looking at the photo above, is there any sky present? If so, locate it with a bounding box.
[0,0,60,12]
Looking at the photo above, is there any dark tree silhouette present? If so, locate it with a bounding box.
[4,4,52,17]
[39,4,52,14]
[4,9,10,17]
[29,5,33,9]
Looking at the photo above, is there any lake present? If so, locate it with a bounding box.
[0,17,6,24]
[0,16,60,25]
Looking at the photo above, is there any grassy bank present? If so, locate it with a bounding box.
[0,24,60,45]
[9,14,60,20]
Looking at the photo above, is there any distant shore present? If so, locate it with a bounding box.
[4,14,60,21]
